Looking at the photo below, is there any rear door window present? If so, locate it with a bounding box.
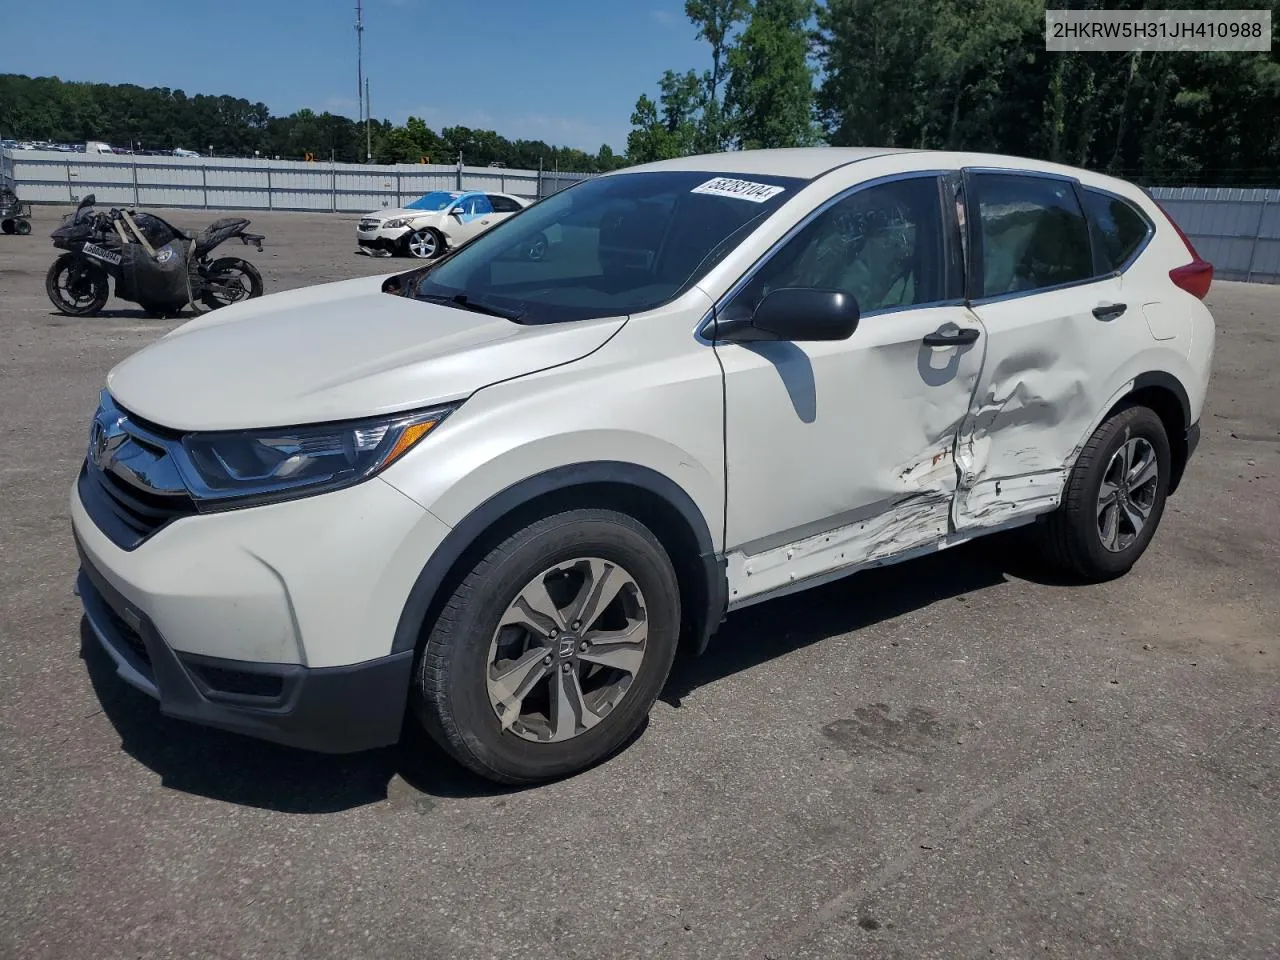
[1080,189,1151,272]
[970,173,1093,297]
[488,195,522,213]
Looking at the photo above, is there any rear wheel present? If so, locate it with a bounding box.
[1036,405,1171,581]
[46,254,109,316]
[413,509,681,784]
[202,257,263,309]
[1,219,14,234]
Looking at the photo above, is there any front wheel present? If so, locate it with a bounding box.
[46,254,109,316]
[202,257,263,309]
[1035,405,1171,581]
[405,227,444,260]
[413,509,682,784]
[16,218,32,236]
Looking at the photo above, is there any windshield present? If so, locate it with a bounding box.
[406,191,462,211]
[414,170,804,323]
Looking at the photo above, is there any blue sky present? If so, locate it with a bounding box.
[5,0,708,152]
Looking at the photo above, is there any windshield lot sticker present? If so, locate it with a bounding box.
[691,178,786,203]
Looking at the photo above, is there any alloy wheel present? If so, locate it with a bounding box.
[407,229,438,259]
[1097,436,1159,552]
[486,557,648,743]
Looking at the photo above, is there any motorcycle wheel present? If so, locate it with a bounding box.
[202,258,264,309]
[46,254,109,317]
[16,219,32,236]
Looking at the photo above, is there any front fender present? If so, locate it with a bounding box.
[386,459,723,657]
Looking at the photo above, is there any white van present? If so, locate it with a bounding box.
[84,142,115,155]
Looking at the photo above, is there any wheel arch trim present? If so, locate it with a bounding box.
[391,461,727,657]
[1071,370,1194,497]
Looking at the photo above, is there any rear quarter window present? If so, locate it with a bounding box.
[1080,189,1152,272]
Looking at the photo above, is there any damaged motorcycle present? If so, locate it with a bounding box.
[45,194,266,317]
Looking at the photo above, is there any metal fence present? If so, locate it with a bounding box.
[0,149,592,212]
[1148,186,1280,284]
[3,149,1276,284]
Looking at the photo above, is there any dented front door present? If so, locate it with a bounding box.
[717,173,989,604]
[718,303,986,603]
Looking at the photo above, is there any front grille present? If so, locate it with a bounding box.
[359,219,381,230]
[79,461,198,550]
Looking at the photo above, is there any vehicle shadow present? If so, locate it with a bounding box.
[661,532,1061,706]
[47,308,188,321]
[81,532,1063,810]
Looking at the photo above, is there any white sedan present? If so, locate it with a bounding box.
[356,190,531,259]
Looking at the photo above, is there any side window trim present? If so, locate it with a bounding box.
[1081,185,1156,276]
[699,169,960,341]
[940,171,967,302]
[1069,179,1108,278]
[963,166,1110,306]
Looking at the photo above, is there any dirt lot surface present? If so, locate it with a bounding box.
[1,207,1278,960]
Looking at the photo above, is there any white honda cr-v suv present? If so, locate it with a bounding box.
[73,148,1215,784]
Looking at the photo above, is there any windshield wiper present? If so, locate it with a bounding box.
[418,292,523,321]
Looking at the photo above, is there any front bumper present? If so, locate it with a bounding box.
[356,225,410,251]
[70,472,450,668]
[77,540,414,753]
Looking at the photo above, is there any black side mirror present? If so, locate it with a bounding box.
[449,207,465,218]
[716,288,860,343]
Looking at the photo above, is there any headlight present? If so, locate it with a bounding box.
[174,405,454,509]
[383,217,411,229]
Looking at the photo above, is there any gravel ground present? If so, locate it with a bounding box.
[1,206,1277,960]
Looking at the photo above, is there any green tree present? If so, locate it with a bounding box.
[626,94,678,163]
[404,116,443,162]
[685,0,751,150]
[659,69,703,155]
[724,0,818,149]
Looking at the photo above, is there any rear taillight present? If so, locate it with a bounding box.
[1151,197,1213,299]
[1169,258,1213,300]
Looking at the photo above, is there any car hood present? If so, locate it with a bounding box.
[365,207,443,221]
[106,274,626,431]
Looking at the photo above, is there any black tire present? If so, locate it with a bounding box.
[46,254,109,316]
[202,257,263,309]
[1,218,14,235]
[1036,405,1171,581]
[15,218,32,236]
[139,302,179,319]
[412,508,681,784]
[405,227,445,260]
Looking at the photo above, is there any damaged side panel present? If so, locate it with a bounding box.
[717,304,987,605]
[727,490,953,605]
[953,276,1138,531]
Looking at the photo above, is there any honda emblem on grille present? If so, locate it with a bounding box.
[90,412,126,470]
